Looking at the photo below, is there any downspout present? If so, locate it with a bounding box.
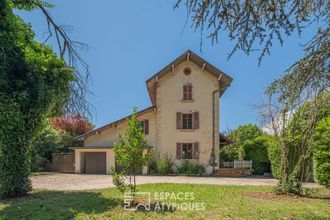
[211,89,219,173]
[211,74,225,173]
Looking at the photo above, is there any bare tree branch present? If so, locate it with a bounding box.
[14,0,94,118]
[174,0,329,64]
[37,1,92,116]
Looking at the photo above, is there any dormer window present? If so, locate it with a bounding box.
[182,84,193,101]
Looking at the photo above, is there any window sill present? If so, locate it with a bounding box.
[181,99,194,103]
[180,129,195,132]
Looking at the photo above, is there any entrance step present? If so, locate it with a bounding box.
[214,168,253,177]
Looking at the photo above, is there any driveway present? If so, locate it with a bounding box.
[31,173,321,191]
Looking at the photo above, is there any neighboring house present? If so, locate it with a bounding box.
[75,50,233,174]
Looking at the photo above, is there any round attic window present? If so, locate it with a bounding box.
[183,67,191,75]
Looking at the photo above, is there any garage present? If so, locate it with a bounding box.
[74,148,115,174]
[85,152,106,174]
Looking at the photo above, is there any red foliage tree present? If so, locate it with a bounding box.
[51,114,93,136]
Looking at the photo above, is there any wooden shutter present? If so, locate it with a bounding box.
[193,112,199,129]
[176,143,182,160]
[144,120,149,135]
[176,112,182,129]
[188,84,193,100]
[193,142,199,159]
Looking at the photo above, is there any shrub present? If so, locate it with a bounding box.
[149,154,174,175]
[219,145,239,161]
[176,160,205,175]
[30,119,62,171]
[35,158,52,172]
[243,136,272,175]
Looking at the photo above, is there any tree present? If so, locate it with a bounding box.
[243,136,273,175]
[219,145,239,161]
[0,1,74,198]
[313,117,330,186]
[30,119,61,171]
[221,124,275,175]
[0,1,89,198]
[29,115,92,171]
[226,124,263,160]
[13,0,91,116]
[52,115,93,137]
[228,124,263,146]
[175,0,329,194]
[174,1,328,64]
[261,91,330,193]
[52,114,93,151]
[113,107,153,198]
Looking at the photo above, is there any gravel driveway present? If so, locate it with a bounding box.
[31,173,321,191]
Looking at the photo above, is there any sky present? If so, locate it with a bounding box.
[16,1,319,132]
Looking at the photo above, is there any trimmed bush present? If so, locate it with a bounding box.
[176,160,205,175]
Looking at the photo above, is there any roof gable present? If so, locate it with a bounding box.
[146,50,233,104]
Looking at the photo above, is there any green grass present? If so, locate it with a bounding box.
[0,184,329,220]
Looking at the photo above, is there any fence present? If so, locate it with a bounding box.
[52,153,75,173]
[220,160,252,169]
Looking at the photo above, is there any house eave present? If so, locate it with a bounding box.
[146,50,233,105]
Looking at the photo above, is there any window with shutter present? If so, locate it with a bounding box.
[182,113,193,129]
[182,84,193,101]
[182,143,193,159]
[177,142,198,160]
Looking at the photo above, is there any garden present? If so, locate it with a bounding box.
[0,184,329,219]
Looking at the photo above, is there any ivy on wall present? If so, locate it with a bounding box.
[0,1,73,198]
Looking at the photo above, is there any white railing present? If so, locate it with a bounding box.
[220,160,252,169]
[221,161,234,168]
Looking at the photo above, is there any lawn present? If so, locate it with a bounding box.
[0,184,329,220]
